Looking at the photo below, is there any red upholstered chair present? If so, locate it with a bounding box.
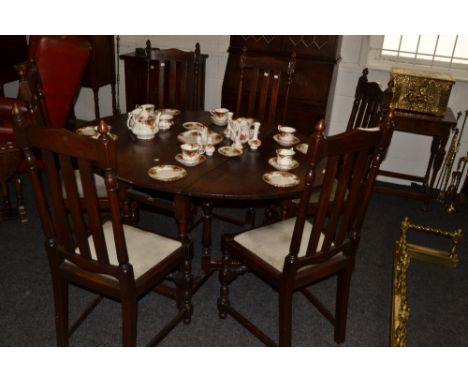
[0,35,92,144]
[0,36,91,219]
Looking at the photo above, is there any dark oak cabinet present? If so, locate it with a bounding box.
[222,35,341,135]
[120,48,208,112]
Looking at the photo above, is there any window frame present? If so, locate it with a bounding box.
[367,35,468,82]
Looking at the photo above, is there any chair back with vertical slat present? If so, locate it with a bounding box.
[288,110,395,273]
[347,68,393,131]
[235,47,296,126]
[146,43,204,110]
[12,106,130,280]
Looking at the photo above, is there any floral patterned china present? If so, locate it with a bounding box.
[175,153,207,167]
[273,134,300,147]
[158,108,181,116]
[262,171,300,188]
[147,164,187,182]
[183,121,206,130]
[76,126,117,140]
[177,130,223,145]
[218,146,243,157]
[295,142,308,154]
[268,157,299,171]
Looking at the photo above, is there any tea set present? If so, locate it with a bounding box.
[132,103,302,187]
[127,104,175,139]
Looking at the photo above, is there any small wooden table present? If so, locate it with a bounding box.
[375,108,457,205]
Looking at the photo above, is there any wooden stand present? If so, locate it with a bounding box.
[376,108,457,206]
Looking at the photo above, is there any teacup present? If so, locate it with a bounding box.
[248,138,261,151]
[210,107,229,126]
[158,114,174,130]
[181,143,201,162]
[278,125,296,142]
[276,148,295,167]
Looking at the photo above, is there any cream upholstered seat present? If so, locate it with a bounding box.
[78,221,182,279]
[234,218,326,272]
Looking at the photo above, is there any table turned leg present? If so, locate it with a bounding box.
[174,194,190,241]
[202,200,213,273]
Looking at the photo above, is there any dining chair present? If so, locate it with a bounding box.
[12,107,193,346]
[235,46,296,126]
[217,110,395,346]
[124,42,208,229]
[133,40,205,111]
[347,68,393,131]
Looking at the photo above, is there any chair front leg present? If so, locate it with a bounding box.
[334,265,353,343]
[122,298,138,346]
[52,275,69,346]
[278,287,293,346]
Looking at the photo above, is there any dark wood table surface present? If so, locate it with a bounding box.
[105,111,309,241]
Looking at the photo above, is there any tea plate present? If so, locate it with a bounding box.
[218,146,243,157]
[175,153,206,167]
[262,171,300,188]
[76,126,117,140]
[183,121,205,130]
[295,143,308,154]
[268,157,299,171]
[76,126,98,136]
[159,108,181,116]
[147,164,187,182]
[177,130,223,145]
[273,134,300,147]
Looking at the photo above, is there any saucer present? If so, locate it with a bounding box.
[268,157,299,171]
[273,134,300,147]
[147,164,187,182]
[262,171,300,188]
[183,121,205,130]
[159,108,180,116]
[175,153,206,167]
[295,143,308,154]
[177,130,223,145]
[218,146,243,157]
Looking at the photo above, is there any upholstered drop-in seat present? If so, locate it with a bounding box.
[234,218,328,272]
[75,221,182,280]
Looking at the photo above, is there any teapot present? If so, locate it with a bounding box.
[127,104,161,140]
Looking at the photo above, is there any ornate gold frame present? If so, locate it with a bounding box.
[390,217,463,346]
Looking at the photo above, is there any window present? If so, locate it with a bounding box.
[368,35,468,80]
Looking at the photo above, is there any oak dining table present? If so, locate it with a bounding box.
[103,110,310,277]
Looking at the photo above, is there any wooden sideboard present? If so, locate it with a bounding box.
[120,47,208,112]
[221,35,341,135]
